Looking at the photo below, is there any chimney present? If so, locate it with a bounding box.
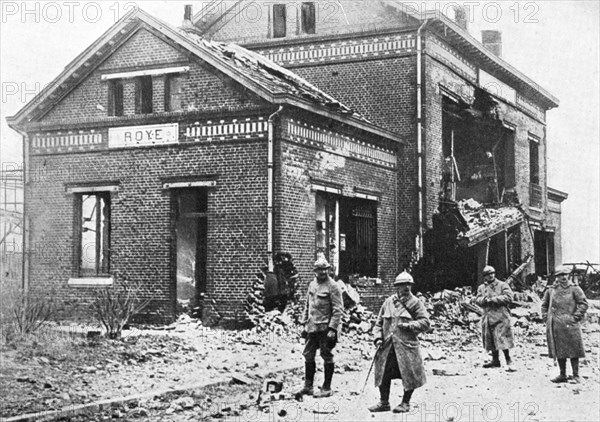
[182,4,193,28]
[454,6,468,32]
[481,30,502,57]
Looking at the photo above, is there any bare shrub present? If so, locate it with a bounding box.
[1,286,55,344]
[91,280,151,339]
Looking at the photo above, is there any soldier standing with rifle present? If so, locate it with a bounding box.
[368,271,430,413]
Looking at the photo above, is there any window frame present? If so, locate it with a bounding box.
[301,2,316,35]
[165,74,185,112]
[273,4,287,38]
[108,79,124,117]
[135,75,153,114]
[529,137,540,185]
[73,191,112,278]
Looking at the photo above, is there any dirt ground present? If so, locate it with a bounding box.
[1,318,598,421]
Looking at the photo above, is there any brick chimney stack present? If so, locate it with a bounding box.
[481,30,502,57]
[454,6,468,31]
[182,4,193,28]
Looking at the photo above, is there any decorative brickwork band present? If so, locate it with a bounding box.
[286,119,396,168]
[32,132,102,152]
[184,117,268,141]
[257,34,416,66]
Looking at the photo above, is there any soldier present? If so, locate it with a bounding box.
[369,271,430,413]
[474,265,515,369]
[297,257,343,398]
[541,265,588,383]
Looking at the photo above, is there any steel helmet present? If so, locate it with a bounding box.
[313,256,331,270]
[394,271,414,285]
[483,265,496,275]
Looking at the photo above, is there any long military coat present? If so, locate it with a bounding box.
[474,279,514,351]
[541,283,588,359]
[372,293,430,391]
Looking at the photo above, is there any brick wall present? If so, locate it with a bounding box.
[42,28,267,123]
[274,115,400,309]
[206,1,417,43]
[26,137,268,323]
[291,56,420,275]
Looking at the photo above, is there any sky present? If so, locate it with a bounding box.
[1,1,599,263]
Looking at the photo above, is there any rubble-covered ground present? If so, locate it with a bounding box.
[1,302,599,421]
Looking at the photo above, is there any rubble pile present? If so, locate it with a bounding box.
[244,272,267,325]
[419,288,482,331]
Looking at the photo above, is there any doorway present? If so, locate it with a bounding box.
[534,230,555,277]
[173,189,208,315]
[315,192,378,281]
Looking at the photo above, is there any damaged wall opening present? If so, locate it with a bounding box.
[441,94,516,205]
[316,191,378,281]
[173,188,208,316]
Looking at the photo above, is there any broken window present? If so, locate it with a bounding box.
[76,193,111,276]
[108,79,124,117]
[273,4,287,38]
[135,75,153,114]
[165,74,184,112]
[301,2,316,34]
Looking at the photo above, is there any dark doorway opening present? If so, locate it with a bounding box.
[534,230,555,277]
[173,189,208,317]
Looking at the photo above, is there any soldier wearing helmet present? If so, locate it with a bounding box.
[474,265,515,369]
[541,265,588,383]
[369,271,430,414]
[297,256,343,398]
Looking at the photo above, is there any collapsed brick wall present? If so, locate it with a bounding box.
[423,37,548,270]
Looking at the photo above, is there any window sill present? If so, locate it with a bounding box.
[528,206,543,213]
[68,277,113,287]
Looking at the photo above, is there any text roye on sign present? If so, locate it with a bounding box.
[108,123,179,148]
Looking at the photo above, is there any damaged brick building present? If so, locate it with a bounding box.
[192,1,567,290]
[8,7,405,323]
[8,2,567,324]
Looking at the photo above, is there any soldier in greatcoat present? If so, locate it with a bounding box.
[541,265,588,383]
[368,271,430,414]
[474,265,515,368]
[297,256,343,398]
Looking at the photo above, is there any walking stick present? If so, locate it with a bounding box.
[360,337,391,396]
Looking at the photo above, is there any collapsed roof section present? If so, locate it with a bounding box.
[179,31,366,121]
[456,199,523,247]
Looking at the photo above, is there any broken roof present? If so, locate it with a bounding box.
[456,199,524,247]
[180,31,364,120]
[7,8,403,144]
